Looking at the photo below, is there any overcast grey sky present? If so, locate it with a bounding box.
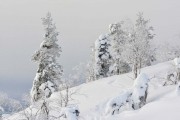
[0,0,180,99]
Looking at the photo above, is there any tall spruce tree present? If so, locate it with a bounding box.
[95,34,112,79]
[31,13,63,102]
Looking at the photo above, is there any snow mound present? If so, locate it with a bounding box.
[131,73,149,109]
[105,90,132,115]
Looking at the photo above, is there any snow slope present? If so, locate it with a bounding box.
[66,61,175,119]
[6,60,179,120]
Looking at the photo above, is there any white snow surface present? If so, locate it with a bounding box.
[174,57,180,69]
[6,60,180,120]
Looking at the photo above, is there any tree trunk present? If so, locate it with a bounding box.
[177,69,180,82]
[133,64,138,79]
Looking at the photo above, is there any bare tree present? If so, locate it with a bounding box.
[56,83,79,108]
[86,45,96,82]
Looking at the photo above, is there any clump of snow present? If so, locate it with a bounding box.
[174,58,180,68]
[132,73,149,98]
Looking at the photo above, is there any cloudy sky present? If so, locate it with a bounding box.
[0,0,180,99]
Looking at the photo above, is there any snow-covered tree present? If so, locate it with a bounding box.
[86,45,96,82]
[109,22,130,75]
[131,73,149,110]
[95,34,112,79]
[31,13,63,102]
[122,13,154,78]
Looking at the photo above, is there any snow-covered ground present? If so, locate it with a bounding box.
[6,60,180,120]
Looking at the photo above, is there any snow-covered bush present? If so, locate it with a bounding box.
[163,72,177,86]
[59,107,79,120]
[131,73,149,110]
[105,90,132,115]
[31,12,63,102]
[95,34,112,79]
[164,58,180,86]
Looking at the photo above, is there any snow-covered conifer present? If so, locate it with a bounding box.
[95,34,112,79]
[109,22,130,75]
[31,13,63,102]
